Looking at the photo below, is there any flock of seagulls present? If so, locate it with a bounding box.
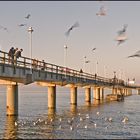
[0,14,31,32]
[64,4,139,60]
[65,6,140,59]
[0,5,139,60]
[18,14,31,27]
[13,111,130,135]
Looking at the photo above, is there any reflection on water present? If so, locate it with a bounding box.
[0,89,140,139]
[48,108,56,119]
[70,105,77,115]
[3,116,18,139]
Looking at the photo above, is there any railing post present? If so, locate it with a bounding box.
[3,52,6,63]
[137,89,140,95]
[24,58,26,68]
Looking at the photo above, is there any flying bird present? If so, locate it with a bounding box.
[116,30,128,46]
[92,48,96,51]
[0,25,8,32]
[96,6,106,16]
[25,14,31,19]
[127,50,140,58]
[117,24,128,35]
[85,60,90,63]
[18,24,27,27]
[65,21,80,37]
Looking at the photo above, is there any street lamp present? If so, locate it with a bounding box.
[114,71,116,78]
[64,44,68,78]
[83,56,86,72]
[91,47,96,74]
[95,61,98,75]
[28,26,34,73]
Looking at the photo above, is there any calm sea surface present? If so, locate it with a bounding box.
[0,85,140,139]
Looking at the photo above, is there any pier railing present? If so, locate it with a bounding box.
[0,50,127,87]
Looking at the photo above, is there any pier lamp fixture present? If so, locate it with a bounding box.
[64,44,68,78]
[28,27,34,73]
[114,71,116,78]
[113,71,116,87]
[95,61,98,75]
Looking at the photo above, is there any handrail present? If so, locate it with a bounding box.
[0,50,127,86]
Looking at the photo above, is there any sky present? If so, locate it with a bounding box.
[0,1,140,84]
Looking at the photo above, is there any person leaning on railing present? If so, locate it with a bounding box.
[32,59,38,69]
[14,48,23,65]
[41,60,45,70]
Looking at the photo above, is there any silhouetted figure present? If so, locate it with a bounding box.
[14,49,23,65]
[15,49,23,58]
[80,69,83,73]
[8,47,15,64]
[41,60,46,70]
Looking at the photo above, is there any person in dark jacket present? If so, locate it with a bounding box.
[8,47,15,64]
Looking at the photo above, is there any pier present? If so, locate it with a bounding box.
[0,50,139,116]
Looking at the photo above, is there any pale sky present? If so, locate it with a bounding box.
[0,1,140,84]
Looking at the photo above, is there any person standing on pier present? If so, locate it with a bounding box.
[14,48,23,65]
[8,47,15,64]
[41,60,46,70]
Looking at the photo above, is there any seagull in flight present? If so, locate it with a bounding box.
[85,60,90,63]
[127,50,140,58]
[92,48,96,51]
[117,24,128,35]
[0,25,8,32]
[116,29,128,46]
[25,14,31,19]
[96,6,106,16]
[18,24,27,27]
[65,21,80,37]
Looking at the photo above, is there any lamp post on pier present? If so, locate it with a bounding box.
[64,44,68,78]
[28,27,34,73]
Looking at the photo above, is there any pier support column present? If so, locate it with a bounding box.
[137,89,140,95]
[7,84,18,116]
[70,86,77,105]
[85,88,91,102]
[125,89,128,96]
[120,88,123,95]
[48,85,56,109]
[128,89,132,96]
[93,87,100,100]
[123,88,125,96]
[100,88,104,99]
[112,88,115,94]
[112,88,117,94]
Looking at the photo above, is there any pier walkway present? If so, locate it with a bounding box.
[0,50,139,116]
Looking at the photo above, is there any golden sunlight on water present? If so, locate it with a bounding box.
[0,88,140,139]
